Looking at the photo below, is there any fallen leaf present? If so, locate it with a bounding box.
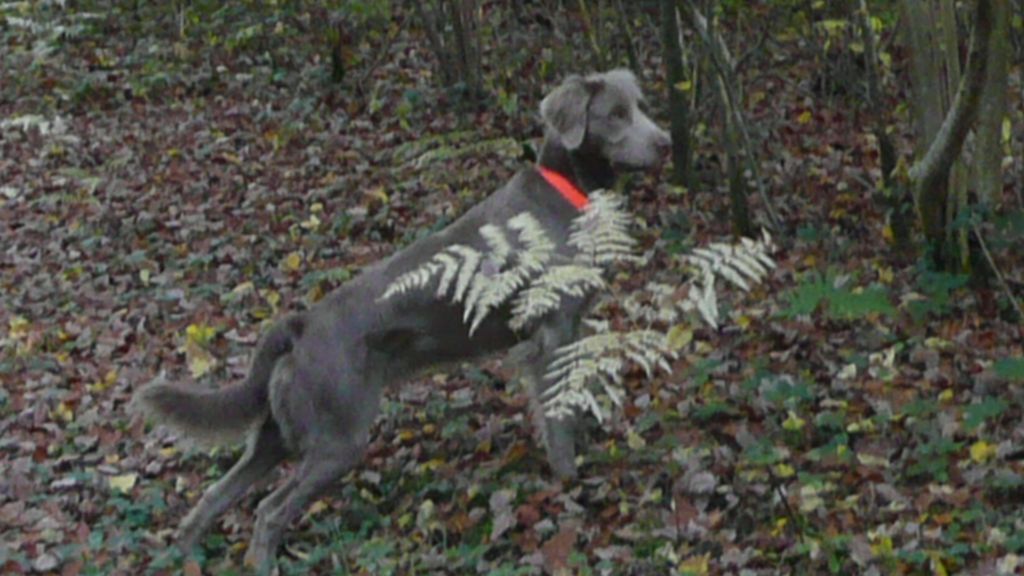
[109,473,137,493]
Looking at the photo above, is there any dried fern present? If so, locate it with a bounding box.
[542,328,675,422]
[683,230,776,292]
[543,230,776,420]
[568,191,640,266]
[509,265,606,331]
[678,230,776,329]
[380,194,638,335]
[463,213,555,335]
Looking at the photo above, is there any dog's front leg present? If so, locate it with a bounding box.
[522,318,581,480]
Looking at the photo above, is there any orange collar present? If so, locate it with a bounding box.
[538,166,589,211]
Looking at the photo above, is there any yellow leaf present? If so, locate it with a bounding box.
[938,389,954,403]
[783,410,806,431]
[109,473,138,493]
[419,458,445,472]
[53,401,75,424]
[139,268,151,285]
[300,213,321,231]
[871,535,894,557]
[775,463,796,478]
[771,517,788,536]
[798,110,813,125]
[230,281,255,297]
[626,428,646,450]
[186,341,216,379]
[674,80,693,93]
[876,266,894,284]
[736,315,752,330]
[931,551,948,576]
[306,499,329,517]
[397,512,414,529]
[260,289,281,312]
[856,452,890,468]
[678,553,710,575]
[305,284,324,304]
[186,323,216,346]
[666,324,693,351]
[970,440,997,464]
[282,251,303,272]
[8,315,29,338]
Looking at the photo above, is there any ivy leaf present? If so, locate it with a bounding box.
[993,357,1024,381]
[963,397,1008,431]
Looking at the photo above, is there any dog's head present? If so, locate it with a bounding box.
[540,69,671,170]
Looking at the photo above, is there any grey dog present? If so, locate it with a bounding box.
[135,69,670,569]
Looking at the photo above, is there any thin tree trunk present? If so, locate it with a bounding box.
[577,0,607,69]
[858,0,908,248]
[615,0,640,73]
[722,89,754,237]
[975,0,1009,207]
[661,0,693,190]
[679,0,781,231]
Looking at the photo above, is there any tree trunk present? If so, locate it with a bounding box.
[660,0,693,190]
[974,0,1009,207]
[906,0,994,269]
[722,91,754,237]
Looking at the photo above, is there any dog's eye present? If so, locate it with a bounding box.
[611,106,629,120]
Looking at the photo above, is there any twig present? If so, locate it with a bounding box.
[973,222,1024,322]
[679,0,782,231]
[355,18,402,97]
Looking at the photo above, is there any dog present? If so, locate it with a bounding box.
[135,68,670,569]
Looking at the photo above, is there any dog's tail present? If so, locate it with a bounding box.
[133,314,304,445]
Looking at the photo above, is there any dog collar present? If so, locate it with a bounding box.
[538,166,589,211]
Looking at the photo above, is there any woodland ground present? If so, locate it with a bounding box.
[1,2,1023,575]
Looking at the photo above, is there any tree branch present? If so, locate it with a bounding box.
[909,0,993,197]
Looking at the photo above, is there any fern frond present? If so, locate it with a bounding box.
[465,213,556,335]
[479,224,512,266]
[542,329,675,422]
[509,265,606,331]
[380,261,441,301]
[508,212,555,273]
[568,191,639,266]
[682,231,776,293]
[451,246,482,303]
[381,244,484,302]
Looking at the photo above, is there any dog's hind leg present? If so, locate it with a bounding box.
[243,437,366,571]
[177,419,288,551]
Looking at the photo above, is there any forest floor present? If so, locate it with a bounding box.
[2,2,1023,575]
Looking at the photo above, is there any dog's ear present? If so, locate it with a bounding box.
[540,75,595,150]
